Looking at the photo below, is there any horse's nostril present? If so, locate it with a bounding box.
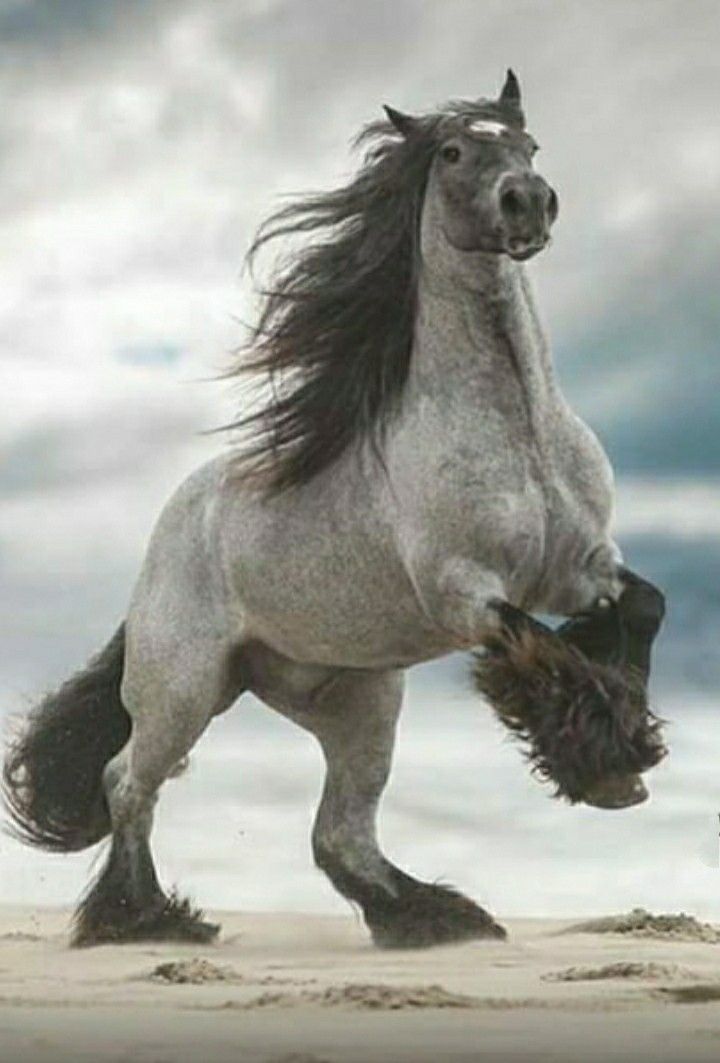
[547,187,559,222]
[500,188,525,218]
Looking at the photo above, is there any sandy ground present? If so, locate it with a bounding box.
[3,908,720,1062]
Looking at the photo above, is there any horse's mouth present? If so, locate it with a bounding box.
[441,228,549,260]
[506,238,550,261]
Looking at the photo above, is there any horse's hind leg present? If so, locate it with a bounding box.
[297,669,505,949]
[72,636,242,947]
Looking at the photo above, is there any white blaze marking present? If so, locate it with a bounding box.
[467,119,508,137]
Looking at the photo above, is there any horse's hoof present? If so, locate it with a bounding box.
[176,918,221,944]
[583,774,649,810]
[72,892,220,947]
[123,895,221,945]
[371,910,506,949]
[367,879,507,949]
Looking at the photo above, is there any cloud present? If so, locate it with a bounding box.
[615,479,720,540]
[2,0,720,707]
[554,189,720,472]
[0,0,148,45]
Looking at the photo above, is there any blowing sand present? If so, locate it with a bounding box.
[3,906,720,1062]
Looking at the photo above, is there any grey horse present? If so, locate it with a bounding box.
[3,71,666,949]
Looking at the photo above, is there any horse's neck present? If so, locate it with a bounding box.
[408,254,559,436]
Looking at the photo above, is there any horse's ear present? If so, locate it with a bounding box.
[498,68,522,108]
[383,105,421,138]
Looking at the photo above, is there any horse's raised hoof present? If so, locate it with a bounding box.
[583,774,649,810]
[366,876,506,949]
[72,891,220,948]
[473,615,666,806]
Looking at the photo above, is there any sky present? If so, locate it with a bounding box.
[3,0,719,680]
[2,0,720,913]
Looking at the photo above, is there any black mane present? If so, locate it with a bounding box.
[227,100,501,495]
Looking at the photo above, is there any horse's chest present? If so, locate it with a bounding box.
[527,413,615,588]
[549,411,614,532]
[462,409,615,604]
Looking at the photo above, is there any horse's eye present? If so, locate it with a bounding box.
[440,145,461,164]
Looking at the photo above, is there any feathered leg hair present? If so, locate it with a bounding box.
[473,575,666,806]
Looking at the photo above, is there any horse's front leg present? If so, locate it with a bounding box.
[557,566,665,682]
[439,560,667,809]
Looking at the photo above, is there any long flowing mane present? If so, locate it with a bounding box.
[226,114,441,495]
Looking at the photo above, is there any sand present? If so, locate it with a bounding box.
[3,907,720,1062]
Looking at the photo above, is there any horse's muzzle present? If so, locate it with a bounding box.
[497,171,557,260]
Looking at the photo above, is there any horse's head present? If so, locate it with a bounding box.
[386,70,558,263]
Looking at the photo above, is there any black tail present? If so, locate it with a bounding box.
[2,625,131,852]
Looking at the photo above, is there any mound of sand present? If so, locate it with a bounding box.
[560,908,720,943]
[147,958,322,989]
[149,959,239,985]
[236,982,479,1011]
[543,961,696,983]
